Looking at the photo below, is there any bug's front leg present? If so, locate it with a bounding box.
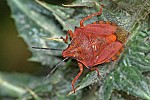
[71,62,83,93]
[61,30,73,44]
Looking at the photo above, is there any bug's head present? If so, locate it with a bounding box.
[62,46,76,58]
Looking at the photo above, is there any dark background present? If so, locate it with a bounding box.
[0,0,41,73]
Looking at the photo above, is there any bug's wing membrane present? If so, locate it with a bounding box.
[82,24,117,35]
[95,41,123,65]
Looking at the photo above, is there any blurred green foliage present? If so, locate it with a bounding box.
[1,0,150,99]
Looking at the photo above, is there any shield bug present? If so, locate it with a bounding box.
[34,6,129,94]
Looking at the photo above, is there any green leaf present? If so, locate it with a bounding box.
[0,69,79,99]
[62,0,95,7]
[103,66,150,100]
[35,0,99,31]
[0,72,43,98]
[7,0,66,66]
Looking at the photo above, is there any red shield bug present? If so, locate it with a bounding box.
[33,6,129,94]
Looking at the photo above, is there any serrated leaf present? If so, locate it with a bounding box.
[102,66,150,100]
[7,0,66,66]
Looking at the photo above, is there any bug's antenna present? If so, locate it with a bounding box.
[44,57,68,80]
[32,47,63,51]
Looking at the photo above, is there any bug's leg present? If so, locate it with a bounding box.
[61,30,73,44]
[89,67,100,76]
[80,6,103,27]
[71,62,83,93]
[68,30,73,39]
